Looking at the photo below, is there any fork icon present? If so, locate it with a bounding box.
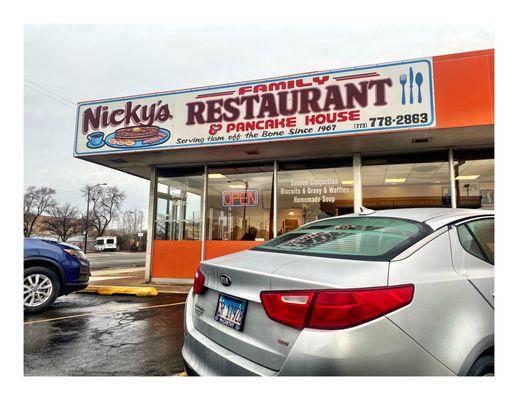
[400,74,407,105]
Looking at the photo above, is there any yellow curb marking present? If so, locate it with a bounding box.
[172,371,187,376]
[24,301,186,325]
[81,285,159,297]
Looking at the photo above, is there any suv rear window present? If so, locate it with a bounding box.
[253,216,432,260]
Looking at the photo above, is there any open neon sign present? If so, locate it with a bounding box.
[222,190,259,207]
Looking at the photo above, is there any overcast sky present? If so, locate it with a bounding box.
[24,24,493,221]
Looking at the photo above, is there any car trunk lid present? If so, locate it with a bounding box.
[192,249,389,371]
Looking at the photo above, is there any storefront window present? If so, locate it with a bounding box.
[454,149,494,209]
[277,159,354,235]
[361,152,450,209]
[206,164,273,241]
[155,167,204,240]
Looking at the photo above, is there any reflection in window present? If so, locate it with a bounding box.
[361,153,450,210]
[155,168,204,240]
[465,219,494,264]
[206,164,273,241]
[457,224,485,260]
[277,159,354,235]
[454,150,494,210]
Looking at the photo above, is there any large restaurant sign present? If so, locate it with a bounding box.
[74,58,435,155]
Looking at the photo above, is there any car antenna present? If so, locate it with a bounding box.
[359,207,375,215]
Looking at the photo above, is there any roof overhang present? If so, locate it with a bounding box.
[76,124,493,180]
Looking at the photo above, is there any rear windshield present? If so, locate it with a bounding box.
[107,239,115,244]
[253,216,432,260]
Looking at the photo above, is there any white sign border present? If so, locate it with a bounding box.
[74,58,435,157]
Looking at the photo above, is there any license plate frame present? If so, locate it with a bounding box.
[214,293,248,331]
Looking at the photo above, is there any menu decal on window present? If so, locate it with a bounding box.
[280,178,351,204]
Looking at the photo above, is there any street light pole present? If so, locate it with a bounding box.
[83,183,107,253]
[83,187,91,253]
[243,181,249,226]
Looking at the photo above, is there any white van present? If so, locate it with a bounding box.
[94,236,117,252]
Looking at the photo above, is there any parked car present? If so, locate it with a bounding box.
[24,238,90,313]
[94,236,117,252]
[182,208,494,376]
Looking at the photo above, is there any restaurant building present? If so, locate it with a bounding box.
[74,49,494,283]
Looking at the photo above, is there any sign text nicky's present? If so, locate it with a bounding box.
[81,100,172,134]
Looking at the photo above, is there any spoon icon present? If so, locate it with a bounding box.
[415,72,424,103]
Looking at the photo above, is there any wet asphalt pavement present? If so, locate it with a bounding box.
[24,292,188,376]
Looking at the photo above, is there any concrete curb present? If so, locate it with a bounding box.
[81,285,159,297]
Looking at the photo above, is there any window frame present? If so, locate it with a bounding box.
[455,217,494,266]
[154,167,205,241]
[205,162,275,241]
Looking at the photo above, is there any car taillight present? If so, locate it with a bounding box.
[193,267,206,294]
[260,284,414,330]
[260,291,316,329]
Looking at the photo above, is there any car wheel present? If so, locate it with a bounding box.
[24,267,60,313]
[467,354,494,376]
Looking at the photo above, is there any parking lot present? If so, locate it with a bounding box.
[24,292,188,376]
[87,251,146,270]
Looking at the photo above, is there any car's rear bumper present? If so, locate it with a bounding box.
[182,290,277,376]
[182,290,456,376]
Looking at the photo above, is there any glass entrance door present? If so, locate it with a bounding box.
[155,168,204,240]
[152,167,205,279]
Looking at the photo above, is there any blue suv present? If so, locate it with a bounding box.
[24,238,90,313]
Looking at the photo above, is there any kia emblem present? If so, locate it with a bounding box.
[220,274,232,287]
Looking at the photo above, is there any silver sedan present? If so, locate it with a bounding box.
[182,208,494,376]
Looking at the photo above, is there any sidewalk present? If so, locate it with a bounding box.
[87,267,192,294]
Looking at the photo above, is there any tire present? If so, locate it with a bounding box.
[467,354,494,376]
[24,267,60,313]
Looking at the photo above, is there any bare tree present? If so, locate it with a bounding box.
[24,186,57,237]
[42,203,83,242]
[122,209,144,236]
[82,184,125,237]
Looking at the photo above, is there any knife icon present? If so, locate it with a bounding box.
[409,67,414,104]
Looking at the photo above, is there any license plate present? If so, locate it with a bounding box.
[214,294,247,331]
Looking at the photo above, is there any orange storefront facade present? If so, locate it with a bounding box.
[74,49,494,283]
